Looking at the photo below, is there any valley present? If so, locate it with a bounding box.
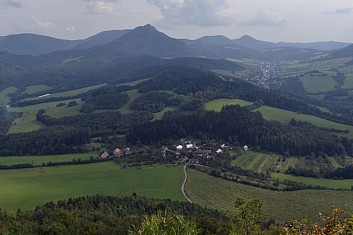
[1,23,353,233]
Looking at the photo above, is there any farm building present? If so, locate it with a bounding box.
[243,145,249,151]
[113,147,121,156]
[176,145,183,151]
[100,151,109,159]
[196,149,212,158]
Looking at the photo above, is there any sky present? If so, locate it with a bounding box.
[1,0,353,43]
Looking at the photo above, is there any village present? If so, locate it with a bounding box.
[99,139,249,167]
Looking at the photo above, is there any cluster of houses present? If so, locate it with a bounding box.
[162,140,249,163]
[100,147,132,159]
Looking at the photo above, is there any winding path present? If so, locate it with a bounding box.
[181,163,192,203]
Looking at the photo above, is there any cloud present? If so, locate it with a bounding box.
[38,20,56,28]
[325,8,353,14]
[147,0,232,27]
[3,0,23,8]
[84,0,119,14]
[66,26,77,32]
[238,10,286,27]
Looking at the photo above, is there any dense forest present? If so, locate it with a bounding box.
[0,126,89,156]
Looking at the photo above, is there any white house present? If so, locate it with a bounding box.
[176,145,183,151]
[186,143,193,149]
[216,149,223,154]
[243,145,249,151]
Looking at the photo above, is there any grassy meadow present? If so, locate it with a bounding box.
[255,105,353,138]
[119,89,142,114]
[0,86,17,106]
[299,73,337,94]
[204,98,252,112]
[22,83,106,102]
[8,99,82,133]
[0,153,97,166]
[24,84,52,95]
[0,162,185,211]
[153,107,175,120]
[186,169,353,223]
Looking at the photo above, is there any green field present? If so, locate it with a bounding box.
[119,89,142,114]
[153,107,175,120]
[22,84,106,102]
[186,169,353,223]
[24,84,52,95]
[300,73,337,94]
[272,172,353,190]
[256,105,353,138]
[118,78,150,87]
[8,99,82,133]
[0,86,17,106]
[204,99,252,112]
[0,153,97,166]
[0,162,185,211]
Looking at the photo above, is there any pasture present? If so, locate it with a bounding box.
[255,105,353,138]
[153,107,175,120]
[299,72,337,94]
[24,85,51,94]
[0,86,17,106]
[186,169,353,223]
[204,98,252,112]
[0,162,185,211]
[119,89,142,114]
[21,83,106,102]
[0,153,97,166]
[8,99,82,133]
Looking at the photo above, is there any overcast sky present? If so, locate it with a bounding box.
[1,0,353,42]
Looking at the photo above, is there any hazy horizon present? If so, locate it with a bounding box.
[1,0,353,43]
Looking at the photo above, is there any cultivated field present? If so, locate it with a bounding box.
[0,162,185,211]
[186,169,353,223]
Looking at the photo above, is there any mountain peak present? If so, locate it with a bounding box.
[238,35,257,42]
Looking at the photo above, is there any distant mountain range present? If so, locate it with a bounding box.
[0,24,351,56]
[0,24,352,91]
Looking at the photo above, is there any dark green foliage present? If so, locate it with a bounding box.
[0,126,89,156]
[37,110,152,134]
[80,86,129,113]
[130,92,174,113]
[0,107,21,134]
[0,195,226,235]
[67,100,78,107]
[128,105,352,157]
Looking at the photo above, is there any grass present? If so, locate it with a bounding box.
[328,157,342,169]
[0,153,97,166]
[119,89,142,114]
[0,86,17,106]
[204,99,252,112]
[24,85,51,95]
[22,84,106,102]
[0,162,185,211]
[153,107,175,120]
[299,73,337,94]
[118,78,150,87]
[272,172,353,190]
[255,105,353,138]
[8,99,82,133]
[186,169,353,223]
